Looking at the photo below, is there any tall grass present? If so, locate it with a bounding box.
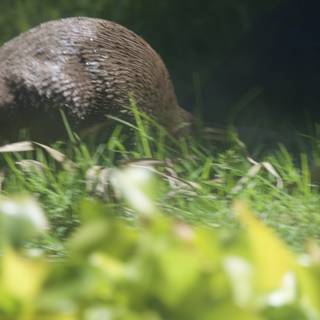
[0,107,319,253]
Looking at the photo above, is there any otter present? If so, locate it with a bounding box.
[0,17,192,142]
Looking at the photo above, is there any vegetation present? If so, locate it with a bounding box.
[1,108,320,252]
[0,103,319,320]
[1,165,320,319]
[1,1,320,319]
[0,109,319,319]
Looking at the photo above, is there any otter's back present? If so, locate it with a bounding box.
[0,17,189,141]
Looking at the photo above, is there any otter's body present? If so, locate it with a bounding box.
[0,17,191,141]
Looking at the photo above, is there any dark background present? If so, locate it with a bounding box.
[1,0,320,133]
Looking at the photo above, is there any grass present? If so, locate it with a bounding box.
[0,107,320,254]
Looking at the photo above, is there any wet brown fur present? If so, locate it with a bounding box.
[0,17,192,142]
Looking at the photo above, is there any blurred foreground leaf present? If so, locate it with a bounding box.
[2,246,48,302]
[233,201,295,292]
[0,168,319,319]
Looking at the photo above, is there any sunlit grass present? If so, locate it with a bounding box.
[0,107,319,253]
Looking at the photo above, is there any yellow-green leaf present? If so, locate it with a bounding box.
[233,201,296,292]
[2,246,48,301]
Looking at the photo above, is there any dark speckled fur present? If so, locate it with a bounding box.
[0,17,192,142]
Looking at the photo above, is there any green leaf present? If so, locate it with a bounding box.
[157,247,200,306]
